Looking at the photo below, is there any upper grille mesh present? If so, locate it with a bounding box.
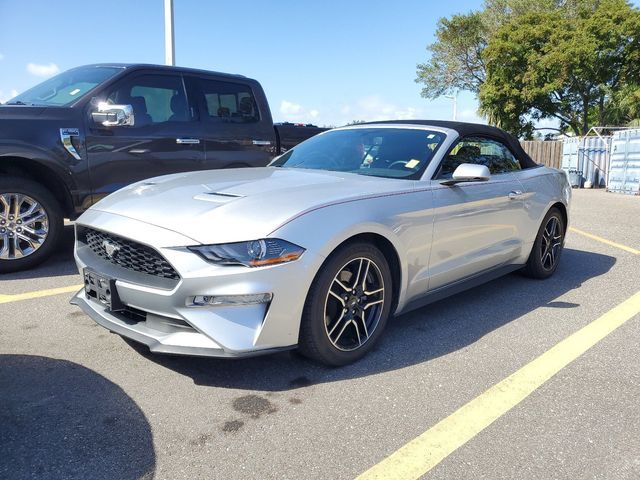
[81,228,180,281]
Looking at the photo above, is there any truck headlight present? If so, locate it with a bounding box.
[189,239,305,267]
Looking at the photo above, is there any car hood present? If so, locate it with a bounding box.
[86,167,415,244]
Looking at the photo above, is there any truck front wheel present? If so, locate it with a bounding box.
[0,177,64,273]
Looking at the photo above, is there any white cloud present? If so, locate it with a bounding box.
[26,62,60,77]
[0,89,19,103]
[331,95,424,126]
[279,100,322,124]
[457,108,486,124]
[280,100,303,116]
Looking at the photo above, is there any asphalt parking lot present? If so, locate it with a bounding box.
[1,189,639,480]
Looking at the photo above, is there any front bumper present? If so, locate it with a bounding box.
[72,210,323,358]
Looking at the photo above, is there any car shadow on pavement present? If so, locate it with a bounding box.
[121,247,615,392]
[0,355,155,480]
[0,225,78,280]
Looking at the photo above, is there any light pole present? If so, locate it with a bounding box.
[164,0,175,66]
[444,91,458,121]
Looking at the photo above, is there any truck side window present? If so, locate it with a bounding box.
[106,74,189,126]
[198,79,259,123]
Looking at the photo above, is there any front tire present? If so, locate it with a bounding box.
[298,242,393,366]
[0,177,64,273]
[521,207,565,279]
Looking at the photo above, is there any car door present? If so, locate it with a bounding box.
[186,75,276,169]
[428,136,527,290]
[85,72,205,203]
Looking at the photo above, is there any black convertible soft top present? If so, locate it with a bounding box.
[363,120,538,169]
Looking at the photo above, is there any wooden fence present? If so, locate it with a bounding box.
[520,141,563,169]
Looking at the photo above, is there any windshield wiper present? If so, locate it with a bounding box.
[5,101,28,105]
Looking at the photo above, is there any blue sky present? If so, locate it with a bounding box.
[0,0,483,126]
[1,0,635,128]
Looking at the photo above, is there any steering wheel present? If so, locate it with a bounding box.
[389,160,409,170]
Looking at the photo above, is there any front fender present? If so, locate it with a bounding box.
[270,190,435,313]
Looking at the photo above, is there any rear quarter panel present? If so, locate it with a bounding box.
[513,166,571,260]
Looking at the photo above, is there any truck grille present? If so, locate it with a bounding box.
[80,228,180,281]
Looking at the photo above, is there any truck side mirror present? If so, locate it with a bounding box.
[91,102,134,127]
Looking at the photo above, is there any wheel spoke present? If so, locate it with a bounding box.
[364,299,384,310]
[11,194,24,218]
[360,260,370,290]
[22,211,47,225]
[328,289,346,306]
[351,259,364,289]
[333,278,351,293]
[364,287,383,296]
[357,313,369,338]
[11,235,23,258]
[19,201,40,219]
[328,309,347,337]
[0,195,10,218]
[0,235,9,259]
[352,320,362,346]
[332,318,352,345]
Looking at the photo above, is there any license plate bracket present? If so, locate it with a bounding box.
[83,269,124,311]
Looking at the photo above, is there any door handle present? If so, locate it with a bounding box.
[176,138,200,145]
[252,140,272,146]
[508,190,523,199]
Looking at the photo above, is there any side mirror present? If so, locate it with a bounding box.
[91,102,134,127]
[441,163,491,186]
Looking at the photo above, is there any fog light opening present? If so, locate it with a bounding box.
[189,293,273,307]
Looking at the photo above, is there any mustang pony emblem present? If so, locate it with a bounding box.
[102,240,120,259]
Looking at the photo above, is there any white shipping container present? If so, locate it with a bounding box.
[609,129,640,195]
[562,136,610,188]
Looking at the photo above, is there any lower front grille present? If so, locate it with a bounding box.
[79,227,180,281]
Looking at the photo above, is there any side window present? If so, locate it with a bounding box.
[106,74,189,126]
[198,79,259,123]
[439,137,521,177]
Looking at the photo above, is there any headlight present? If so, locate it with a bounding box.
[189,239,305,267]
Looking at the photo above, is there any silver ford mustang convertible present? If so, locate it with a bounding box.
[71,121,571,366]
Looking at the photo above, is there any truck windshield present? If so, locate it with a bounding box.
[271,127,447,180]
[6,66,123,106]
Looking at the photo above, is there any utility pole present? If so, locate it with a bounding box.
[444,91,458,121]
[164,0,175,66]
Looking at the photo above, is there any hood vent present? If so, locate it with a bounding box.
[193,192,244,203]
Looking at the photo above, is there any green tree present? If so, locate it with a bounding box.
[415,0,558,100]
[481,0,640,136]
[415,12,488,99]
[416,0,640,136]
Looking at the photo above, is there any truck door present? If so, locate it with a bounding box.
[84,72,205,203]
[186,76,276,169]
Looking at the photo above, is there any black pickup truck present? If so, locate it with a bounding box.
[0,63,325,272]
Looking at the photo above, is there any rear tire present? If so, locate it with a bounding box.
[298,242,393,366]
[521,207,565,279]
[0,176,64,273]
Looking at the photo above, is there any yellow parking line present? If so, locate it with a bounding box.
[0,284,82,305]
[356,290,640,480]
[569,227,640,255]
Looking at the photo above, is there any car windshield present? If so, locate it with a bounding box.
[271,127,446,179]
[6,66,123,107]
